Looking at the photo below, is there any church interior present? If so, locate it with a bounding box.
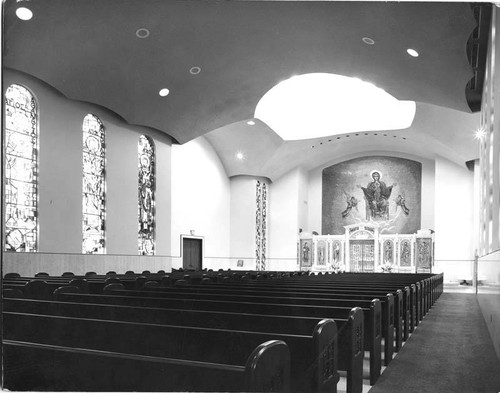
[2,1,500,391]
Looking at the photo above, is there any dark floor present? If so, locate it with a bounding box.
[368,292,500,393]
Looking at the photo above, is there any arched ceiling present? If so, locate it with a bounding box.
[3,0,486,180]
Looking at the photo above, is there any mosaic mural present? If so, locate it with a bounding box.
[322,156,421,235]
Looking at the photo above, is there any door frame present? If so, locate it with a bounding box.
[180,234,204,270]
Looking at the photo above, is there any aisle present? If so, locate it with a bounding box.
[368,293,500,393]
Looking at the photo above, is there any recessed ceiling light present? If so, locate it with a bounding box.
[246,120,255,126]
[16,7,33,20]
[362,37,375,45]
[136,28,150,39]
[407,48,419,57]
[236,152,244,160]
[190,66,201,75]
[159,88,170,97]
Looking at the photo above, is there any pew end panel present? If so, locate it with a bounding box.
[312,319,339,393]
[245,340,291,393]
[338,307,364,393]
[402,286,411,340]
[415,282,421,325]
[382,293,395,366]
[368,299,382,385]
[394,289,403,352]
[409,284,417,332]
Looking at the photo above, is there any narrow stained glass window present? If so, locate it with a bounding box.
[138,135,156,255]
[4,84,38,252]
[82,114,105,254]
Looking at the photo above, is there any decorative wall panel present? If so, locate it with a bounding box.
[138,135,156,255]
[322,156,422,235]
[255,181,268,270]
[400,239,412,267]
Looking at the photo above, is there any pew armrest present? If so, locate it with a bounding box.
[245,340,291,393]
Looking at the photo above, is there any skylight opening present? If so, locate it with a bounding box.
[254,73,416,141]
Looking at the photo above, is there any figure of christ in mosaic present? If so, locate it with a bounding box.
[360,170,396,220]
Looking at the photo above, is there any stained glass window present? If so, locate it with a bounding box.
[138,135,156,255]
[4,84,38,252]
[82,114,105,254]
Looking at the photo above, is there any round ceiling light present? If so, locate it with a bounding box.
[236,152,244,160]
[16,7,33,20]
[407,48,419,57]
[189,66,202,75]
[362,37,375,45]
[136,28,150,39]
[246,120,255,126]
[159,88,170,97]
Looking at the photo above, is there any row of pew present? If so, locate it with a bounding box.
[2,269,443,392]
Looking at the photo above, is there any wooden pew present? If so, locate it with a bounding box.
[285,273,435,319]
[106,286,388,369]
[3,310,337,393]
[54,291,366,392]
[236,276,416,333]
[4,334,289,391]
[160,281,407,349]
[152,271,416,337]
[4,297,342,392]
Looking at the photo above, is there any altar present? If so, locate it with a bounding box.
[298,223,434,273]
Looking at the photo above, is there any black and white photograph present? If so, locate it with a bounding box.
[2,1,500,392]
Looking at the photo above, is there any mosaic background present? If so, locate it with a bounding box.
[322,156,422,235]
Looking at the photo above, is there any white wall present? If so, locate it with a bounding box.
[477,249,500,363]
[230,176,258,262]
[170,137,231,270]
[229,176,271,270]
[433,156,475,282]
[268,167,304,271]
[3,69,173,276]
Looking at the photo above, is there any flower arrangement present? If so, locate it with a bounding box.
[331,261,344,274]
[381,261,393,273]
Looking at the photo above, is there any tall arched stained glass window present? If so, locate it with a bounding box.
[138,135,156,255]
[4,84,38,252]
[82,114,105,254]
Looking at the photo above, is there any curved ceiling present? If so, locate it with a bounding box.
[205,102,481,181]
[3,0,483,180]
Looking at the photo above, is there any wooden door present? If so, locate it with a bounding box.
[182,237,202,270]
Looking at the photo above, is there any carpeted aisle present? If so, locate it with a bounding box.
[368,293,500,393]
